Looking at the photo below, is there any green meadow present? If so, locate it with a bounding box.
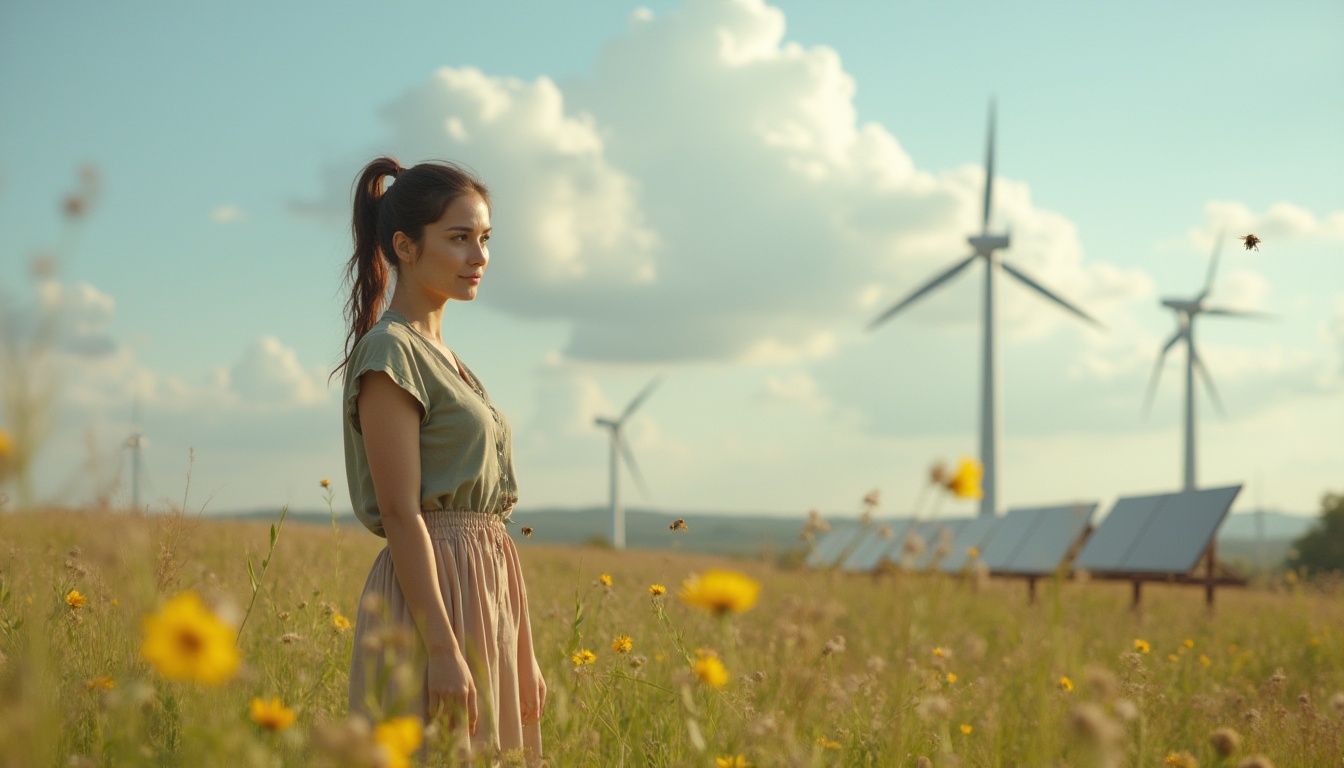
[0,506,1340,767]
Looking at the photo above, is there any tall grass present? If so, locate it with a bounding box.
[0,506,1340,767]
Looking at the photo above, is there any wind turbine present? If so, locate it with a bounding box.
[1144,233,1271,490]
[594,378,660,549]
[125,396,148,511]
[868,101,1102,518]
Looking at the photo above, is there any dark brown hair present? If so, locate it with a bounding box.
[333,157,490,381]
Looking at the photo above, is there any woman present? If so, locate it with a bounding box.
[336,157,545,761]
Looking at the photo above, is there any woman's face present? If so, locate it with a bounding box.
[396,192,491,303]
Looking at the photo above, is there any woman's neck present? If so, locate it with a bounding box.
[386,290,447,343]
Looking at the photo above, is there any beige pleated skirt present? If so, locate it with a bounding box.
[349,510,543,763]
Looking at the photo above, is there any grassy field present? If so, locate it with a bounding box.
[0,507,1340,767]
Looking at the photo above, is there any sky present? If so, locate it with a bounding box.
[1,0,1341,521]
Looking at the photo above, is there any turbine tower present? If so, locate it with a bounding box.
[1144,234,1270,490]
[594,378,660,549]
[125,396,148,511]
[868,101,1102,517]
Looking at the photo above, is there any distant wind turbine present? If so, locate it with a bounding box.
[868,100,1103,518]
[125,396,148,511]
[594,378,660,549]
[1144,233,1272,490]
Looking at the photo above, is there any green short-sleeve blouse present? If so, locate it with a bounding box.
[342,309,518,537]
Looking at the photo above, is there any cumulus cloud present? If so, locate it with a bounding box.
[20,279,119,357]
[315,0,1148,364]
[226,336,328,408]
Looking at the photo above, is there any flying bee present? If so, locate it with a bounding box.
[521,527,533,538]
[669,518,688,532]
[1240,233,1261,251]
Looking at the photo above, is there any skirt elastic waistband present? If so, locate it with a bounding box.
[421,509,506,539]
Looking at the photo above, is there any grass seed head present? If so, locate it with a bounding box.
[1211,727,1242,757]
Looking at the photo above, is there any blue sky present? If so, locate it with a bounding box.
[1,0,1341,519]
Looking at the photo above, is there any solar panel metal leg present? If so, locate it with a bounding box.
[1205,543,1216,611]
[1131,580,1142,611]
[1028,576,1037,605]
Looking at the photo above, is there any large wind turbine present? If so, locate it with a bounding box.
[124,396,148,511]
[594,378,660,549]
[868,101,1102,518]
[1144,234,1270,490]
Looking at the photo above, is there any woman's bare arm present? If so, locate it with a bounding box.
[357,370,476,730]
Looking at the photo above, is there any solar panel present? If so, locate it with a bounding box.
[1073,493,1165,573]
[909,519,970,570]
[1120,486,1240,573]
[979,508,1045,571]
[838,518,917,572]
[805,523,863,568]
[938,516,1000,573]
[999,503,1098,575]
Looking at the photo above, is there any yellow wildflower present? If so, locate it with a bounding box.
[678,569,760,615]
[1163,751,1198,768]
[611,635,632,654]
[946,457,984,499]
[1133,639,1150,654]
[693,652,729,687]
[66,590,88,609]
[1183,639,1195,649]
[1199,654,1212,667]
[571,649,597,666]
[817,737,840,750]
[319,478,331,488]
[932,647,945,658]
[373,716,424,768]
[140,591,240,686]
[648,583,666,597]
[1168,654,1179,662]
[959,723,973,734]
[333,614,351,632]
[599,573,613,587]
[86,676,115,691]
[1310,636,1321,647]
[716,756,750,768]
[1058,676,1074,692]
[967,546,980,559]
[249,697,297,732]
[946,673,957,684]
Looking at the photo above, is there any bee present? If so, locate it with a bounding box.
[669,518,688,532]
[1240,233,1261,251]
[521,527,533,538]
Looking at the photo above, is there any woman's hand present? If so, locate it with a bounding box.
[429,648,477,736]
[521,659,546,725]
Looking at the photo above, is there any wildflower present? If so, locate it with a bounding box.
[1183,639,1195,649]
[333,614,351,632]
[1164,752,1199,768]
[945,673,957,684]
[817,737,840,750]
[1210,726,1241,757]
[669,518,688,532]
[250,697,297,732]
[86,676,115,691]
[648,583,666,597]
[0,428,11,459]
[280,632,303,644]
[932,647,945,658]
[140,591,240,686]
[66,590,88,609]
[945,457,983,499]
[320,478,331,488]
[1168,654,1179,662]
[716,756,750,767]
[1058,676,1074,692]
[959,723,973,735]
[599,573,613,587]
[1309,636,1321,647]
[693,652,729,687]
[521,527,533,537]
[967,546,980,559]
[1133,639,1150,654]
[678,569,760,615]
[373,716,424,768]
[571,649,596,666]
[611,635,632,654]
[1199,654,1212,667]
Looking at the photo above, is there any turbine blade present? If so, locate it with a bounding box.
[982,99,996,234]
[1190,346,1226,418]
[1143,329,1183,415]
[617,432,650,500]
[1000,261,1104,328]
[1197,231,1225,301]
[1201,307,1276,320]
[619,376,662,423]
[867,254,978,331]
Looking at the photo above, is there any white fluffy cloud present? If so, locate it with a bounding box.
[327,0,1149,364]
[226,336,328,408]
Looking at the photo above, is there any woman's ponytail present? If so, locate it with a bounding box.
[335,157,401,380]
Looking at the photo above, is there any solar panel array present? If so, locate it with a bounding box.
[1074,485,1240,574]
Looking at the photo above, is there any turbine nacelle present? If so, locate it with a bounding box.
[594,417,618,429]
[968,234,1009,254]
[1160,298,1201,314]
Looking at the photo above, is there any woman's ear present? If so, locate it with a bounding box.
[391,231,416,265]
